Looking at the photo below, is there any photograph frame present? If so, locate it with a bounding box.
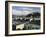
[5,1,45,36]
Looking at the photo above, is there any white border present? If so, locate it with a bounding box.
[8,2,44,34]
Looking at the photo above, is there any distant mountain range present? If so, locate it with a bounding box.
[12,12,40,18]
[26,12,40,17]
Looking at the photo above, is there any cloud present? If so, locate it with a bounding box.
[12,9,32,16]
[12,6,40,16]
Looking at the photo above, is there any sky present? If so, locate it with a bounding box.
[12,6,40,16]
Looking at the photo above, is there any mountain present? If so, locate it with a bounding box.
[26,12,40,17]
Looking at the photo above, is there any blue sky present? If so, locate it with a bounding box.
[12,6,40,16]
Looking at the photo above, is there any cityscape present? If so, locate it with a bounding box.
[12,6,41,30]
